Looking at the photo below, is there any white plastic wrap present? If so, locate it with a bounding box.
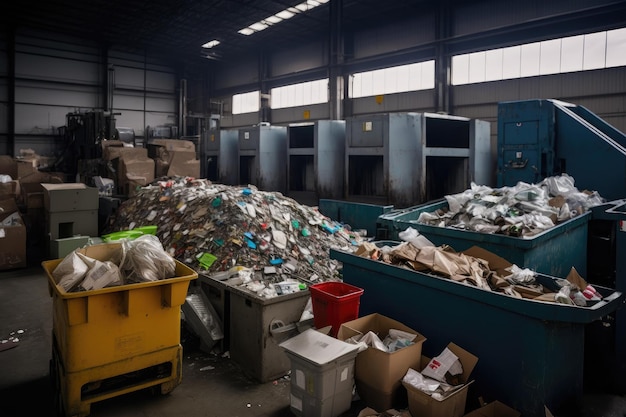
[120,234,176,283]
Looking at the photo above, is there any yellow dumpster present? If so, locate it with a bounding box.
[42,242,197,417]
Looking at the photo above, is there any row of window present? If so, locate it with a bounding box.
[232,27,626,114]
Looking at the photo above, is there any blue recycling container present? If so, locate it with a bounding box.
[376,199,590,278]
[330,243,624,417]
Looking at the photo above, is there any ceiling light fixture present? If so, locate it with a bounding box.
[201,40,221,48]
[237,0,328,36]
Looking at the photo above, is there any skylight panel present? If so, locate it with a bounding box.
[238,1,327,36]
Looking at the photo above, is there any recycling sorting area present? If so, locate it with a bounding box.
[44,166,626,417]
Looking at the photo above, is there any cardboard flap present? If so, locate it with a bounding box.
[446,342,478,384]
[462,246,513,277]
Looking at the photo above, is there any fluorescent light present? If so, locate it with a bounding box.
[201,40,220,48]
[307,0,320,6]
[238,28,254,35]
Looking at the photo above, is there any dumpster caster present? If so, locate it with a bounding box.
[152,380,178,396]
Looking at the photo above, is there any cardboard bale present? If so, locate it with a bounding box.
[0,155,18,179]
[337,313,427,412]
[167,151,200,178]
[0,198,27,270]
[403,343,478,417]
[463,400,521,417]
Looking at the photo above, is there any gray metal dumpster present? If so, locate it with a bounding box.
[330,244,624,417]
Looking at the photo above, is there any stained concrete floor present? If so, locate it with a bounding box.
[1,265,626,417]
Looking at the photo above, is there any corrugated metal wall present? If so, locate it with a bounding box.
[1,28,178,157]
[212,0,626,159]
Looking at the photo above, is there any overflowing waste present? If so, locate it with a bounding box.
[416,174,605,237]
[104,177,365,297]
[353,232,602,306]
[52,234,176,292]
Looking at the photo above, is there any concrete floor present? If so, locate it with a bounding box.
[1,265,626,417]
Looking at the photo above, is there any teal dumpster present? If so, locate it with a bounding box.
[318,199,393,238]
[376,199,590,278]
[330,243,624,417]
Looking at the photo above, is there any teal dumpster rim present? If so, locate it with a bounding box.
[378,198,592,249]
[330,246,623,324]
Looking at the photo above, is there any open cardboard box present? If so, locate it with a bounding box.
[337,313,427,412]
[403,342,478,417]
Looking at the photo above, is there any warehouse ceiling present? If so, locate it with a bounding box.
[6,0,433,63]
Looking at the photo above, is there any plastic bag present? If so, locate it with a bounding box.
[120,234,176,283]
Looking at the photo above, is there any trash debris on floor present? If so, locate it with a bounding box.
[0,329,24,352]
[416,174,605,237]
[104,178,365,298]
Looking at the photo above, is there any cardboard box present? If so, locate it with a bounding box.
[403,343,478,417]
[19,171,65,209]
[119,157,155,191]
[148,139,196,157]
[0,180,20,200]
[0,155,18,179]
[16,160,37,178]
[337,313,427,411]
[42,183,99,212]
[167,151,200,178]
[463,400,521,417]
[105,146,148,162]
[0,198,27,270]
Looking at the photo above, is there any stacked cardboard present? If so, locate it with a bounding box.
[101,141,155,195]
[148,139,199,178]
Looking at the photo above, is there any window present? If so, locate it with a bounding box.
[350,60,435,98]
[451,27,626,85]
[270,79,328,109]
[232,91,260,114]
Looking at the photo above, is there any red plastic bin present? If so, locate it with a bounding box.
[309,281,364,337]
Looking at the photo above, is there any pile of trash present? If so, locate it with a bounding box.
[104,178,364,295]
[416,174,605,237]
